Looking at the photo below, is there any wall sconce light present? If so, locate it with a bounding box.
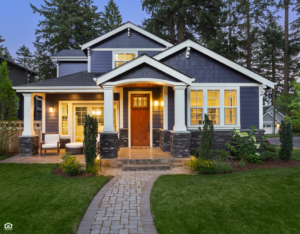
[49,107,54,113]
[154,101,159,106]
[161,101,164,106]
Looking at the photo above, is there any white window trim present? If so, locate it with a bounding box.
[112,50,138,69]
[187,86,240,130]
[128,91,153,147]
[59,100,120,142]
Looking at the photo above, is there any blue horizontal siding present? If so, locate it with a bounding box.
[91,51,112,73]
[161,48,259,83]
[138,51,161,57]
[240,87,259,129]
[92,29,165,48]
[59,62,87,77]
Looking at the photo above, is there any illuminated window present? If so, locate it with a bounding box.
[114,53,136,68]
[225,108,236,125]
[224,90,237,125]
[207,90,220,124]
[61,104,68,135]
[190,90,203,125]
[208,108,219,125]
[133,97,148,107]
[224,90,237,107]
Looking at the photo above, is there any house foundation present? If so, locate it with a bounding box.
[100,132,119,158]
[170,132,191,158]
[19,136,39,156]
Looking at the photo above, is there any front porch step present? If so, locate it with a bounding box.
[122,164,170,171]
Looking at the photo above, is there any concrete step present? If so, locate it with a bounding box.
[122,164,170,171]
[123,159,171,165]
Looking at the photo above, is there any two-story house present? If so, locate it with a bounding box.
[13,22,275,157]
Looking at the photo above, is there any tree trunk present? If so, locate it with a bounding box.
[169,14,175,44]
[229,1,232,53]
[178,8,185,43]
[246,0,251,69]
[284,0,289,94]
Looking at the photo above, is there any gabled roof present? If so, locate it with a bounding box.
[263,106,284,117]
[154,40,276,88]
[263,112,281,123]
[81,22,173,50]
[50,49,87,59]
[0,55,38,75]
[96,54,194,86]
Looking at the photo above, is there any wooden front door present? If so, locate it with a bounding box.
[131,94,150,146]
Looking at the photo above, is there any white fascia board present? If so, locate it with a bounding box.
[96,56,193,85]
[104,79,187,87]
[266,106,285,117]
[81,22,173,50]
[91,48,166,51]
[13,86,102,93]
[154,40,276,89]
[190,83,261,87]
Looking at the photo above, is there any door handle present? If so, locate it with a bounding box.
[148,123,150,132]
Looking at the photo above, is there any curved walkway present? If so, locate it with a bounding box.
[77,169,188,234]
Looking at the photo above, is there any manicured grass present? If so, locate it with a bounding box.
[0,155,12,161]
[265,133,300,138]
[151,167,300,234]
[0,164,110,234]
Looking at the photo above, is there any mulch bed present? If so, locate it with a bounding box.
[53,166,92,178]
[231,159,300,172]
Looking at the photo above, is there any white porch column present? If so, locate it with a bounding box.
[173,85,187,132]
[22,93,35,136]
[87,47,91,73]
[56,61,60,77]
[163,85,168,130]
[102,85,115,132]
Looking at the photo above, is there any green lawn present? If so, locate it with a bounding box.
[0,155,12,161]
[151,167,300,234]
[276,148,300,162]
[0,164,110,234]
[265,133,300,138]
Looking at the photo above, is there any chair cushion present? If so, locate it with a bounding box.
[97,135,100,142]
[66,143,83,149]
[45,134,60,144]
[42,144,58,149]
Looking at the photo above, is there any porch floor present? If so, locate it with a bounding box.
[1,147,173,164]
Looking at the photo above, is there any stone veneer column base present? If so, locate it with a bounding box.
[153,128,160,147]
[160,130,171,152]
[19,136,39,156]
[119,128,128,147]
[170,132,191,158]
[100,132,118,158]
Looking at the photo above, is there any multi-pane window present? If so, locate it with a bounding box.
[224,90,237,125]
[115,53,136,68]
[75,107,87,142]
[92,107,104,132]
[61,104,68,135]
[207,90,220,124]
[133,97,148,107]
[190,90,203,125]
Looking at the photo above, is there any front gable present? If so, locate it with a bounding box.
[160,48,257,83]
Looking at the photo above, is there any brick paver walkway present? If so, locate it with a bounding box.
[77,169,189,234]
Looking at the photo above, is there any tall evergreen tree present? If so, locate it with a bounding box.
[100,0,122,33]
[16,45,33,69]
[0,36,14,60]
[30,0,102,55]
[32,39,56,81]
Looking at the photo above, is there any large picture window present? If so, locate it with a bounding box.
[190,90,203,125]
[114,53,136,68]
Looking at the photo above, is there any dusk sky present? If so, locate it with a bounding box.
[0,0,298,58]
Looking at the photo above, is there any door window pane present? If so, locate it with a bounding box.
[61,104,68,135]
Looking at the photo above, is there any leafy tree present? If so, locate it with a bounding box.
[16,45,33,69]
[279,120,293,160]
[30,0,102,55]
[0,36,14,60]
[100,0,122,33]
[32,39,56,80]
[191,114,214,159]
[0,61,19,155]
[84,114,98,167]
[286,82,300,129]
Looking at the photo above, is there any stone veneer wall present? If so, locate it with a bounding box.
[19,136,39,156]
[100,132,118,158]
[42,133,70,149]
[160,130,171,152]
[153,128,160,147]
[119,129,128,147]
[190,129,265,152]
[170,132,191,158]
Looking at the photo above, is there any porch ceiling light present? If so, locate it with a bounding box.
[154,100,159,106]
[49,107,54,113]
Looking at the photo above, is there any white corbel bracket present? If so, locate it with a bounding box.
[128,28,130,37]
[186,46,191,58]
[87,47,91,56]
[260,84,267,96]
